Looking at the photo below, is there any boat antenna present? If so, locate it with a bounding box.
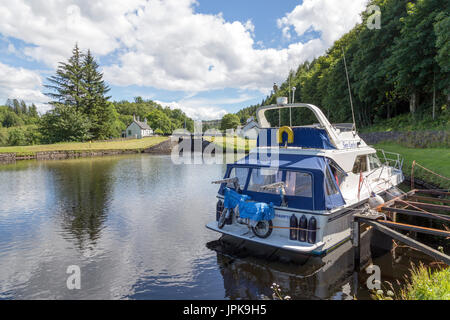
[342,48,357,133]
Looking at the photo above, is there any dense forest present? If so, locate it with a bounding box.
[235,0,449,129]
[0,45,194,146]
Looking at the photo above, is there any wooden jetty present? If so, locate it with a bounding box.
[353,189,450,269]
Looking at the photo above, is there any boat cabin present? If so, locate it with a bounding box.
[218,153,347,212]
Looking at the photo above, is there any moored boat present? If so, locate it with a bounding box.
[206,101,404,256]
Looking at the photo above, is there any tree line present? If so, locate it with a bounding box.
[0,45,194,146]
[235,0,449,129]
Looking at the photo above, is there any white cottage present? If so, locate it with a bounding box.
[126,116,153,139]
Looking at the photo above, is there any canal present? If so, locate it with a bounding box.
[0,154,438,299]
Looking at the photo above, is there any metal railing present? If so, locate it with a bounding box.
[377,149,404,171]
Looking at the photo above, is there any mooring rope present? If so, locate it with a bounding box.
[414,162,450,182]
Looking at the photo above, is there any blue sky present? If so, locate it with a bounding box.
[0,0,368,120]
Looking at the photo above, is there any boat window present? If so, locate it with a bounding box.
[227,167,249,190]
[352,155,368,174]
[285,171,313,197]
[325,167,339,195]
[368,154,382,170]
[247,168,283,194]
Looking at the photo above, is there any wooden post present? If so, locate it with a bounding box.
[353,218,361,271]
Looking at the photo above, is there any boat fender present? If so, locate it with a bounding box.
[298,215,307,242]
[368,192,384,208]
[308,217,317,244]
[290,214,298,240]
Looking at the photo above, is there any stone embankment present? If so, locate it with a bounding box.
[0,138,181,163]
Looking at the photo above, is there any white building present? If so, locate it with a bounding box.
[125,116,153,139]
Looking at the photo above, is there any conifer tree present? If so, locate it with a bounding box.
[45,44,85,111]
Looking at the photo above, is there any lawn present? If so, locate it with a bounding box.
[375,142,450,189]
[0,136,168,156]
[204,136,257,152]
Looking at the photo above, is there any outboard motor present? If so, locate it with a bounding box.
[298,215,307,242]
[308,217,317,244]
[216,200,224,222]
[289,214,298,240]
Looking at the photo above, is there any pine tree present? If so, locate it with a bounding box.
[45,44,85,111]
[81,50,111,115]
[82,50,116,139]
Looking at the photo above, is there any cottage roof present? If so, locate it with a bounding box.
[134,120,151,130]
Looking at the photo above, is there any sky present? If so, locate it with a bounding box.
[0,0,369,120]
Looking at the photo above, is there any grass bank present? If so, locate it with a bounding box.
[375,142,450,189]
[204,136,257,152]
[0,136,168,157]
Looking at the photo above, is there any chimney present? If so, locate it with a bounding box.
[133,114,136,121]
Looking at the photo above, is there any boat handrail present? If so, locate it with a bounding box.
[377,149,404,171]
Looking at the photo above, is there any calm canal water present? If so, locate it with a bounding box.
[0,154,436,300]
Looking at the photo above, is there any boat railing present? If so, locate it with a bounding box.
[377,149,404,171]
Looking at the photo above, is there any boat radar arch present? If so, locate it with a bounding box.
[255,103,367,150]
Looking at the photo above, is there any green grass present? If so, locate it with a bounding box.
[400,264,450,300]
[204,136,257,152]
[375,142,450,189]
[0,136,168,156]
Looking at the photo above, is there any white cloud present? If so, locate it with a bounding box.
[155,92,258,120]
[277,0,368,46]
[0,0,144,67]
[0,0,369,111]
[0,62,48,110]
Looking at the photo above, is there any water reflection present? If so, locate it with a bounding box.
[207,232,374,300]
[47,158,118,250]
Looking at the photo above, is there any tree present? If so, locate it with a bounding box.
[220,114,240,130]
[82,49,111,115]
[434,12,450,97]
[39,104,92,143]
[384,0,442,115]
[45,44,85,111]
[44,45,117,140]
[82,50,116,139]
[2,111,23,128]
[90,101,121,139]
[146,109,173,134]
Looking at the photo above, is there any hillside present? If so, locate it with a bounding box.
[234,0,449,130]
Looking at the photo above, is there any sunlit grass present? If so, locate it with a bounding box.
[375,142,450,189]
[204,136,257,152]
[400,264,450,300]
[0,136,168,155]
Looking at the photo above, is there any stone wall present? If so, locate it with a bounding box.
[360,130,449,148]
